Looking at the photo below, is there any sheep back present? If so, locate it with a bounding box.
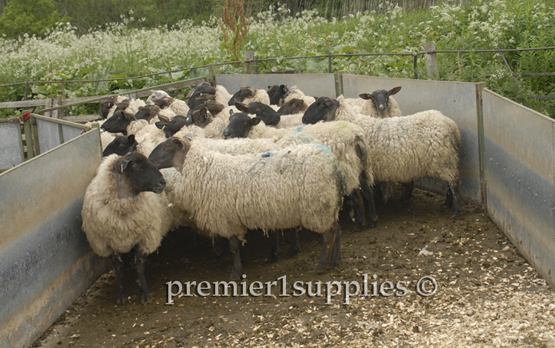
[174,143,346,240]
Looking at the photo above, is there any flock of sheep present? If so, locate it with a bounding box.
[81,82,462,304]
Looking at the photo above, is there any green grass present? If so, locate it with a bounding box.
[0,0,554,118]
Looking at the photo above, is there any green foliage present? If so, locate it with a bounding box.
[0,0,554,118]
[0,0,63,38]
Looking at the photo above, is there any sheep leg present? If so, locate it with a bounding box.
[351,189,367,232]
[317,222,339,273]
[268,230,281,262]
[229,235,242,280]
[360,178,378,228]
[328,223,342,268]
[400,182,414,202]
[133,250,151,304]
[213,236,226,260]
[112,253,128,304]
[449,181,463,217]
[442,188,453,208]
[288,228,301,256]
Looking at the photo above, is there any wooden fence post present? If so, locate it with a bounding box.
[245,50,255,74]
[424,42,440,80]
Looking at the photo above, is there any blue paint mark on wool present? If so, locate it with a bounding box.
[316,144,332,153]
[261,152,273,158]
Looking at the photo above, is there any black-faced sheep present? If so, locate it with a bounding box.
[302,96,463,216]
[222,113,378,230]
[148,137,345,279]
[81,152,170,304]
[103,134,138,157]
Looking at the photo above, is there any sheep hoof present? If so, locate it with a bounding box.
[316,265,327,274]
[367,220,377,229]
[116,295,127,305]
[288,248,299,257]
[230,269,242,280]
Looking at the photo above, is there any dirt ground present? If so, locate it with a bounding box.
[33,189,555,348]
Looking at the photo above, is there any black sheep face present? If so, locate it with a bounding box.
[115,152,166,195]
[222,113,261,139]
[103,134,138,157]
[359,86,401,116]
[155,116,190,138]
[153,97,173,109]
[278,98,306,115]
[135,105,161,122]
[302,97,340,124]
[228,87,256,106]
[267,84,288,105]
[235,102,280,126]
[149,137,192,170]
[189,107,214,128]
[100,96,119,119]
[101,110,136,134]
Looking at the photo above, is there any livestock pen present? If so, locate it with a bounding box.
[1,73,554,347]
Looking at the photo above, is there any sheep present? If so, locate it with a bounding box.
[100,95,126,119]
[156,107,215,138]
[148,136,346,278]
[235,101,280,126]
[267,84,289,105]
[81,152,171,304]
[279,85,316,109]
[215,85,233,105]
[151,96,190,116]
[223,113,378,229]
[101,110,148,135]
[278,98,307,115]
[228,87,271,106]
[147,90,171,103]
[103,134,138,157]
[302,95,463,216]
[358,86,402,118]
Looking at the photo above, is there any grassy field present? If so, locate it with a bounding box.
[0,0,553,118]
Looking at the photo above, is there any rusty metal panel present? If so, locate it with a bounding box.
[36,118,61,153]
[0,130,108,348]
[215,74,337,100]
[0,122,23,169]
[343,74,482,204]
[483,88,555,288]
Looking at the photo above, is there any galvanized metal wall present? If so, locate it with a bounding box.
[216,74,338,100]
[482,89,555,287]
[342,74,484,204]
[0,130,108,348]
[0,121,22,169]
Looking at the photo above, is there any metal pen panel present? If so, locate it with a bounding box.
[482,88,555,287]
[343,74,482,204]
[0,130,108,348]
[0,122,23,169]
[36,118,61,153]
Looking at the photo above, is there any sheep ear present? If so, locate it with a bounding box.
[281,85,288,93]
[118,159,130,173]
[155,122,166,129]
[127,134,135,143]
[235,102,249,112]
[389,86,402,95]
[359,93,372,100]
[229,109,234,116]
[251,117,262,126]
[173,138,185,148]
[323,98,334,107]
[200,108,210,118]
[158,115,170,123]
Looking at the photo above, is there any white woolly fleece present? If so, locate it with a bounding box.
[81,154,172,257]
